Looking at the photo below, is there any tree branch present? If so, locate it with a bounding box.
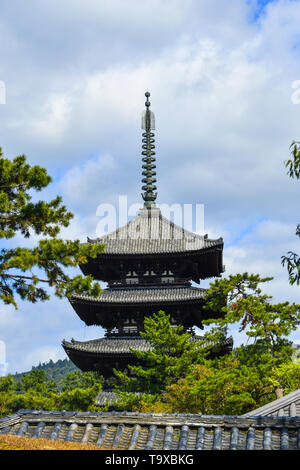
[1,273,52,284]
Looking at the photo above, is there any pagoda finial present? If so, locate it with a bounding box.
[141,91,157,209]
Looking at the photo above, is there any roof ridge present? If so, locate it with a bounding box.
[2,408,300,423]
[87,208,223,245]
[71,285,207,301]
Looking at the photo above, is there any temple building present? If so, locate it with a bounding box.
[62,92,231,377]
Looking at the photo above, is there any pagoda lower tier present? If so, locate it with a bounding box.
[69,285,222,333]
[63,284,231,377]
[62,335,233,377]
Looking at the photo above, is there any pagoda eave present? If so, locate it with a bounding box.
[69,286,222,331]
[62,337,150,375]
[84,244,223,258]
[62,336,233,376]
[80,246,224,282]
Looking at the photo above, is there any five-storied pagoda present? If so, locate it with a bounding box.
[62,92,230,378]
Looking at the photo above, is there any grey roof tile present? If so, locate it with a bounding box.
[96,390,119,406]
[63,337,152,354]
[88,208,223,255]
[62,334,229,355]
[72,285,206,305]
[1,409,300,450]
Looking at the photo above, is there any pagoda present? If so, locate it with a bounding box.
[62,92,230,378]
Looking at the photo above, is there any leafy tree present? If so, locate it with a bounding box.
[59,370,103,392]
[203,273,299,359]
[113,310,211,396]
[282,141,300,284]
[3,389,58,413]
[15,369,57,394]
[144,351,300,416]
[56,385,102,412]
[0,147,104,307]
[149,359,258,415]
[113,311,229,411]
[0,374,15,393]
[113,274,300,413]
[268,362,300,397]
[156,273,300,414]
[0,369,102,416]
[133,347,300,416]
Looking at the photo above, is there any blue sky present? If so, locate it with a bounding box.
[252,0,277,19]
[1,0,300,374]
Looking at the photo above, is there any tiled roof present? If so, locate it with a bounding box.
[71,286,206,305]
[96,390,119,407]
[95,390,143,407]
[1,409,300,450]
[62,334,224,355]
[62,337,152,355]
[242,388,300,418]
[88,208,223,255]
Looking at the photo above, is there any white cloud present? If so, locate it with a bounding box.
[28,93,71,143]
[60,154,116,207]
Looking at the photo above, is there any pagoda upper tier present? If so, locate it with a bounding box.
[69,285,216,333]
[81,207,224,286]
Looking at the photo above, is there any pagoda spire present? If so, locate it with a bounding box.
[141,91,157,209]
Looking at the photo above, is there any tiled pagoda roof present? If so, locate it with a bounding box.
[62,335,233,357]
[1,409,300,450]
[63,337,152,355]
[71,286,207,306]
[87,207,223,256]
[62,334,223,355]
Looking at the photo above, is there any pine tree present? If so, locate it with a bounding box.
[113,274,300,413]
[203,272,300,359]
[113,310,211,398]
[0,148,104,307]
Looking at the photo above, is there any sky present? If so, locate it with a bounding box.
[1,0,300,374]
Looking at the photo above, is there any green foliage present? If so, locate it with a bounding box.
[113,275,300,414]
[136,351,300,416]
[282,141,300,284]
[203,273,300,357]
[114,310,210,397]
[55,385,102,412]
[59,370,103,392]
[111,391,144,412]
[0,151,61,239]
[268,362,300,394]
[0,368,103,417]
[162,351,300,415]
[285,141,300,179]
[0,375,15,393]
[15,369,57,394]
[162,359,257,415]
[0,147,104,307]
